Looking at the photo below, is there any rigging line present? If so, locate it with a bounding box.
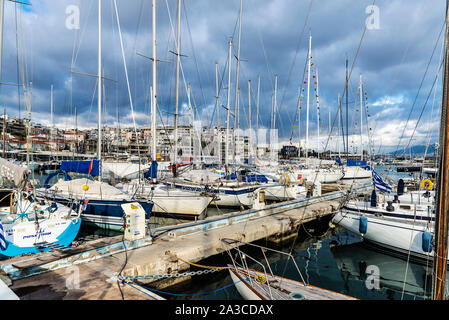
[14,2,21,119]
[279,0,377,281]
[423,36,444,165]
[164,0,200,130]
[393,20,445,156]
[110,0,120,130]
[369,23,415,144]
[275,0,313,132]
[401,57,444,158]
[113,0,142,165]
[289,51,309,142]
[207,61,228,130]
[72,0,95,68]
[183,0,208,110]
[257,28,274,92]
[132,0,145,110]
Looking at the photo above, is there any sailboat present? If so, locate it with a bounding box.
[294,34,344,185]
[0,0,81,257]
[339,73,373,185]
[166,4,260,209]
[332,1,449,276]
[37,0,154,230]
[0,159,82,258]
[432,0,449,299]
[116,0,214,219]
[222,238,357,300]
[332,181,435,260]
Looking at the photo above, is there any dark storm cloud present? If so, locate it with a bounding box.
[0,0,445,152]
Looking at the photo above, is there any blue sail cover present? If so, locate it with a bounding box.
[60,160,100,176]
[346,160,367,167]
[225,173,269,183]
[145,161,158,179]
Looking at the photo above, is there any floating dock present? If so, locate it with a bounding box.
[0,184,371,299]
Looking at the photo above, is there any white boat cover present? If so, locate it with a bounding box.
[0,157,28,188]
[180,169,222,183]
[49,178,125,197]
[102,162,151,178]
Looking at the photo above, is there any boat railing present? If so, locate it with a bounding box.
[221,238,307,298]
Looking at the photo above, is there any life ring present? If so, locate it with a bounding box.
[278,173,289,185]
[421,179,433,190]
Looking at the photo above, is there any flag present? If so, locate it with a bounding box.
[0,220,7,251]
[372,170,392,193]
[82,198,89,211]
[88,160,93,175]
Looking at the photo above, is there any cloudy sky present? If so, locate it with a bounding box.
[0,0,445,154]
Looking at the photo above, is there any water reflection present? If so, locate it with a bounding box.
[330,240,433,299]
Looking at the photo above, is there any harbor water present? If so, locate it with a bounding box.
[32,165,434,300]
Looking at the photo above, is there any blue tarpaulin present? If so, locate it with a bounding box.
[60,160,100,176]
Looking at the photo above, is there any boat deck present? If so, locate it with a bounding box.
[232,268,356,300]
[0,185,371,299]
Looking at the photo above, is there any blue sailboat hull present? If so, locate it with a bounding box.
[53,198,153,230]
[0,218,82,258]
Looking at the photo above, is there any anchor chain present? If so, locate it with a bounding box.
[117,268,220,281]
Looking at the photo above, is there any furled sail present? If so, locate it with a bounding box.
[0,158,28,188]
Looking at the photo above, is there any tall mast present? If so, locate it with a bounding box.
[328,110,331,153]
[256,75,260,132]
[97,0,102,181]
[248,80,251,133]
[0,0,3,159]
[248,80,252,161]
[233,0,243,164]
[273,75,278,130]
[51,85,54,128]
[215,62,220,128]
[51,84,54,158]
[75,106,78,154]
[345,57,349,157]
[225,39,232,167]
[433,0,449,301]
[270,74,278,160]
[151,0,157,162]
[233,0,243,132]
[298,86,301,151]
[316,67,320,155]
[174,0,181,165]
[2,106,5,158]
[0,0,4,91]
[359,74,364,161]
[234,88,240,162]
[306,34,312,165]
[215,62,221,164]
[338,93,341,158]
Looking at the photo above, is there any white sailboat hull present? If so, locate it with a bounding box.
[3,218,78,248]
[117,183,212,217]
[294,169,343,184]
[340,167,372,184]
[264,184,307,201]
[211,191,255,207]
[229,268,261,300]
[229,266,357,300]
[332,206,437,260]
